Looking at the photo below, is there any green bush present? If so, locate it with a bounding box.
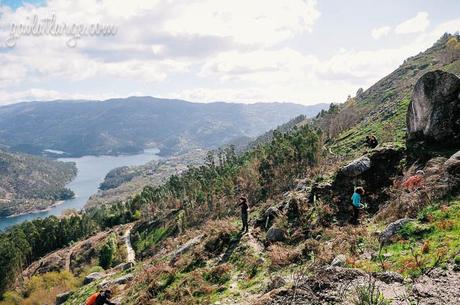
[352,278,390,305]
[454,255,460,265]
[398,222,433,240]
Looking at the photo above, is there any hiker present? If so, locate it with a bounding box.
[365,135,378,148]
[86,289,116,305]
[350,187,365,225]
[238,196,249,233]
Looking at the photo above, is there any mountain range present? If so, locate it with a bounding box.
[0,98,328,157]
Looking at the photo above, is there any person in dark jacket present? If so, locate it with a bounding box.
[95,290,116,305]
[238,196,249,233]
[365,135,378,148]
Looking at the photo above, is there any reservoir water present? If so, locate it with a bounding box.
[0,149,160,230]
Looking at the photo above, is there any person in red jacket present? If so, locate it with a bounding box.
[86,290,116,305]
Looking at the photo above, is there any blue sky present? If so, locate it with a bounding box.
[0,0,459,105]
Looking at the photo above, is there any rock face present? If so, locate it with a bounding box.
[407,70,460,147]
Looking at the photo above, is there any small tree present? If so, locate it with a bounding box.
[99,234,117,269]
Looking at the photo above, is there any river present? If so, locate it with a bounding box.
[0,149,160,230]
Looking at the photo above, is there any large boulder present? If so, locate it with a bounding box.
[407,70,460,147]
[266,227,286,242]
[444,150,460,176]
[340,156,371,177]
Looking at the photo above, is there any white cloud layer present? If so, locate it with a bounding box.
[0,2,459,106]
[371,26,391,39]
[395,12,430,34]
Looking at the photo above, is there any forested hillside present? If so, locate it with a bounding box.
[0,34,459,305]
[0,149,76,217]
[0,99,327,157]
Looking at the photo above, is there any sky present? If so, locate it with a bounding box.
[0,0,459,106]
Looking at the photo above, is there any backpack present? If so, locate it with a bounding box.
[86,292,100,305]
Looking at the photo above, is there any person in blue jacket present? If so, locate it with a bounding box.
[350,187,365,224]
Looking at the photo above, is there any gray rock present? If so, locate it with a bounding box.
[100,274,134,288]
[83,272,105,285]
[266,227,286,242]
[55,291,72,305]
[444,150,460,175]
[169,234,204,263]
[379,218,414,245]
[330,254,346,267]
[113,262,134,271]
[372,271,404,284]
[407,70,460,145]
[340,156,371,177]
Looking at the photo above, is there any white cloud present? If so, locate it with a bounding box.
[371,26,391,39]
[0,1,459,107]
[163,0,320,45]
[395,12,430,34]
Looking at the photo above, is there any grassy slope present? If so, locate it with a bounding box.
[323,34,460,159]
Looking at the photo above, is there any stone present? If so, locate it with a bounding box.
[265,276,286,292]
[444,150,460,176]
[407,70,460,146]
[83,272,105,285]
[169,234,204,263]
[340,156,371,177]
[55,291,72,305]
[113,262,134,271]
[379,218,414,245]
[266,227,286,242]
[100,274,134,288]
[330,254,346,267]
[372,271,404,284]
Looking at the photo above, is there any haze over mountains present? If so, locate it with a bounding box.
[0,98,328,157]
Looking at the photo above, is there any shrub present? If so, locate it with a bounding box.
[268,244,301,269]
[352,277,390,305]
[99,234,117,269]
[454,255,460,265]
[204,264,231,285]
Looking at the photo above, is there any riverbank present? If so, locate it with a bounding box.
[0,149,161,231]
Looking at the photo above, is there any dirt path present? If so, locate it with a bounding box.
[124,226,136,263]
[64,248,72,271]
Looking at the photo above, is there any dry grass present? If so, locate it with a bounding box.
[268,243,302,269]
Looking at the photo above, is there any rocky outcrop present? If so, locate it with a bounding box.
[331,146,404,221]
[445,150,460,175]
[407,70,460,151]
[100,274,134,289]
[83,272,105,285]
[340,156,371,177]
[55,291,72,305]
[169,234,204,264]
[330,254,347,267]
[266,227,286,242]
[379,218,414,245]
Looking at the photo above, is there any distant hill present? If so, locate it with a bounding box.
[0,149,76,217]
[0,98,328,157]
[313,33,460,157]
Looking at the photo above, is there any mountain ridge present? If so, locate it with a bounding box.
[0,98,328,157]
